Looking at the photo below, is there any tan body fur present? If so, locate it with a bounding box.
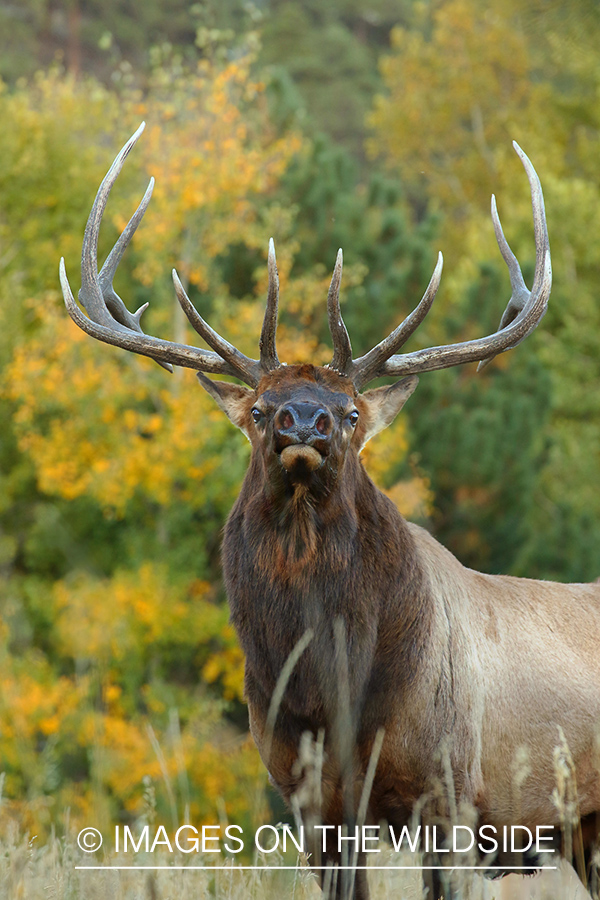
[399,525,600,826]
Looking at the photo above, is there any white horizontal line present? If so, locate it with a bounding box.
[76,865,558,871]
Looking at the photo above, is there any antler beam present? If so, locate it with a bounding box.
[327,142,551,390]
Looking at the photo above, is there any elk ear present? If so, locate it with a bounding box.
[359,375,419,449]
[197,373,254,438]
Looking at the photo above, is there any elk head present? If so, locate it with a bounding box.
[60,123,551,496]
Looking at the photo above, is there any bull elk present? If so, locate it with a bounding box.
[61,124,600,900]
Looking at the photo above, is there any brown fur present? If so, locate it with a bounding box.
[203,364,600,900]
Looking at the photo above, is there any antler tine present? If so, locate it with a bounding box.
[95,174,175,374]
[328,249,353,374]
[171,239,282,384]
[259,238,281,372]
[79,122,146,330]
[476,142,550,371]
[350,252,444,390]
[476,193,530,371]
[98,176,154,329]
[351,142,551,381]
[491,192,528,306]
[171,270,261,385]
[62,125,267,385]
[514,141,550,294]
[76,122,171,372]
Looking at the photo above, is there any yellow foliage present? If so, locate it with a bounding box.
[6,305,237,512]
[370,0,548,217]
[53,563,218,662]
[202,624,245,702]
[384,479,433,522]
[131,57,303,288]
[0,70,123,303]
[4,57,309,517]
[0,666,83,745]
[0,561,264,838]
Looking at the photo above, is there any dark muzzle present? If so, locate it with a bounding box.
[274,402,332,448]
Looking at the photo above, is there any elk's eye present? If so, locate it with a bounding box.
[251,407,264,425]
[347,410,359,427]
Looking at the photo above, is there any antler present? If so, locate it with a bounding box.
[327,142,551,391]
[62,127,550,396]
[60,123,281,388]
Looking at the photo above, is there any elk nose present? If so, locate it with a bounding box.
[275,402,333,445]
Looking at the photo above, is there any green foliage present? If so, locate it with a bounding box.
[371,0,600,581]
[408,297,553,575]
[0,0,198,82]
[278,133,439,356]
[0,62,284,836]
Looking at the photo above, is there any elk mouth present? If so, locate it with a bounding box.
[279,444,324,474]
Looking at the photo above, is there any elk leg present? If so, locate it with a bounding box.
[423,866,457,900]
[318,849,369,900]
[304,819,369,900]
[581,811,600,899]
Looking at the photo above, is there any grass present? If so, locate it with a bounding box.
[0,684,595,899]
[0,628,596,899]
[0,823,591,900]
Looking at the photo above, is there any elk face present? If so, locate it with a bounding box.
[197,364,419,496]
[248,366,357,483]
